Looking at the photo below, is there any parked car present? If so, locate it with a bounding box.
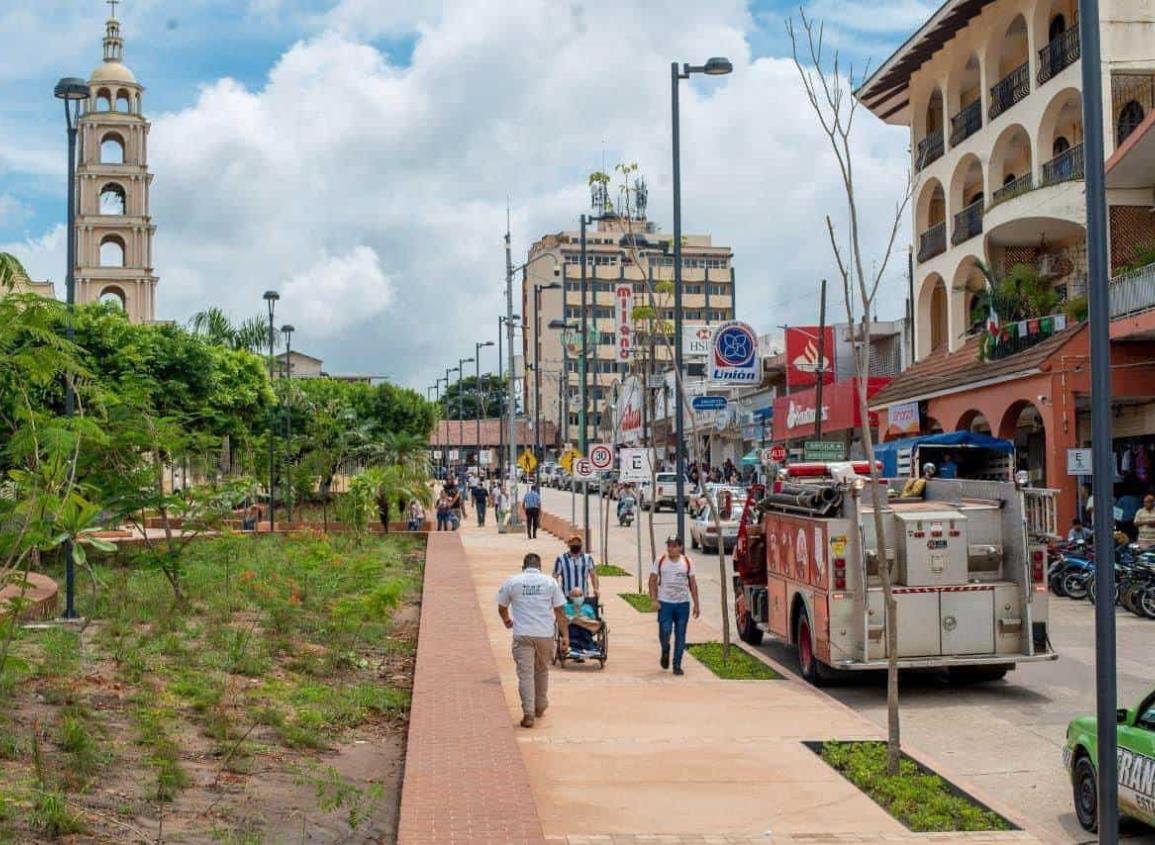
[688,490,742,553]
[639,472,690,512]
[1064,685,1155,832]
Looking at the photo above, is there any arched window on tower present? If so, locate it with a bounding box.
[99,183,126,215]
[116,90,131,112]
[99,287,126,310]
[1118,100,1145,147]
[100,134,125,165]
[96,88,112,112]
[100,235,126,268]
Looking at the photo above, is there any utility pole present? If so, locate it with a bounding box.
[505,215,522,526]
[814,278,827,441]
[1079,1,1119,839]
[579,213,591,550]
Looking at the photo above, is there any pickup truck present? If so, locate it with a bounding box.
[639,472,690,512]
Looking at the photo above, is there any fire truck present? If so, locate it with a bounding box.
[732,462,1059,684]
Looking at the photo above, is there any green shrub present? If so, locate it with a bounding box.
[685,643,781,679]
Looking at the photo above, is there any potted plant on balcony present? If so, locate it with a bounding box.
[967,260,1061,360]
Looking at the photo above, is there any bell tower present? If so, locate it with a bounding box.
[74,1,158,323]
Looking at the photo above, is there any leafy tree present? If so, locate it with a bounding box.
[189,306,274,353]
[439,375,507,420]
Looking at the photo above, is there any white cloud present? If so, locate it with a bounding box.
[282,245,394,335]
[6,0,913,389]
[1,224,64,290]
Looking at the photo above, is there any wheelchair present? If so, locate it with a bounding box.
[553,593,607,669]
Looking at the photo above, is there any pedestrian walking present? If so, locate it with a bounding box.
[553,535,599,597]
[445,481,464,530]
[407,499,425,531]
[472,482,490,527]
[496,553,568,728]
[435,493,451,531]
[647,535,700,676]
[493,484,509,525]
[523,484,542,539]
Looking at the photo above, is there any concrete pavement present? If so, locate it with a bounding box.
[539,485,1155,844]
[457,515,1043,845]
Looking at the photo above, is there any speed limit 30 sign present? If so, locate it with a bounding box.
[588,443,614,471]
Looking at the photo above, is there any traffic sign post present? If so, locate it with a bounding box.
[517,450,538,475]
[691,395,728,412]
[573,457,597,480]
[588,443,613,471]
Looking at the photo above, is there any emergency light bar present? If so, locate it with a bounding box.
[784,461,881,478]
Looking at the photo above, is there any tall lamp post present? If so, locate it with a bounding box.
[263,290,280,531]
[497,314,519,479]
[670,56,731,541]
[281,323,295,524]
[458,356,474,469]
[55,76,89,620]
[445,366,458,475]
[533,281,562,470]
[475,341,494,472]
[548,320,578,448]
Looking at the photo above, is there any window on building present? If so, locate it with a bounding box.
[708,283,728,296]
[99,183,126,215]
[1118,99,1145,147]
[100,134,125,164]
[99,235,126,268]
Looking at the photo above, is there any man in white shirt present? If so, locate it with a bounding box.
[647,535,700,676]
[497,553,569,727]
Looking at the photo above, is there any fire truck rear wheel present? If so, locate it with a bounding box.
[796,613,824,685]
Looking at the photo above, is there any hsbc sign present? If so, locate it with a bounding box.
[683,324,711,357]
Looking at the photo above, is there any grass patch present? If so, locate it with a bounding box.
[618,592,656,613]
[685,643,781,679]
[595,564,630,577]
[816,741,1013,832]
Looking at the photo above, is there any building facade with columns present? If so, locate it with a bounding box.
[858,0,1155,532]
[74,7,158,323]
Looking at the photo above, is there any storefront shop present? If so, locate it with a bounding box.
[872,325,1155,531]
[772,377,891,459]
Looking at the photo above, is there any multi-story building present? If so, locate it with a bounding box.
[857,0,1155,529]
[524,213,736,449]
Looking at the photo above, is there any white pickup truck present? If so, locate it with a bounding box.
[639,472,690,512]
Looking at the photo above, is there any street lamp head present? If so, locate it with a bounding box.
[281,324,295,335]
[263,290,280,302]
[539,281,562,291]
[54,78,90,101]
[703,57,733,76]
[547,319,570,330]
[479,341,495,348]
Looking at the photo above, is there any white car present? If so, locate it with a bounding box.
[688,488,745,553]
[639,472,690,512]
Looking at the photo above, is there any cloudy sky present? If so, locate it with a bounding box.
[0,0,927,389]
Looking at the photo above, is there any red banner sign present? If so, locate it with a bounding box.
[772,377,890,441]
[785,326,835,388]
[614,284,633,363]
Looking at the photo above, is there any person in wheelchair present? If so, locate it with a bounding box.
[563,587,602,659]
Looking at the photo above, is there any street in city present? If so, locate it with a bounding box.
[542,484,1155,844]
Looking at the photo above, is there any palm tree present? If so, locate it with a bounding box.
[189,307,274,352]
[351,466,431,533]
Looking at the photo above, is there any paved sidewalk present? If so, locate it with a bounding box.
[458,522,1044,845]
[397,531,546,845]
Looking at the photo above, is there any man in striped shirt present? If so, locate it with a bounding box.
[553,535,600,597]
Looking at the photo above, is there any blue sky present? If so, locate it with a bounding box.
[0,0,927,386]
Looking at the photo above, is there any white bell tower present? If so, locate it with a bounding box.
[74,1,158,323]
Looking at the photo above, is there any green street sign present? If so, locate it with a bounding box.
[803,440,847,461]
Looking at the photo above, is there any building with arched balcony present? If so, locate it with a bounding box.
[74,7,157,323]
[857,0,1155,531]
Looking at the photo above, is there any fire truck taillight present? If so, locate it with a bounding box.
[1030,548,1045,582]
[833,557,847,590]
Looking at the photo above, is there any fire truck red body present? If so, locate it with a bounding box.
[732,462,1058,683]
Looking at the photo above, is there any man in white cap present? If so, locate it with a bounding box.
[497,553,569,727]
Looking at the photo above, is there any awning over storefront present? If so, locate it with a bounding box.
[772,377,890,442]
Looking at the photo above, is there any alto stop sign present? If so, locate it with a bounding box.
[768,445,787,463]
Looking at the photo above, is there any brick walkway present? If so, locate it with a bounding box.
[396,531,546,845]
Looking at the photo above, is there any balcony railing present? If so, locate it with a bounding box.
[1038,27,1080,85]
[988,313,1069,361]
[916,130,945,170]
[1110,262,1155,319]
[1042,142,1085,186]
[917,221,947,263]
[949,100,982,147]
[951,199,984,245]
[989,62,1030,119]
[991,172,1033,207]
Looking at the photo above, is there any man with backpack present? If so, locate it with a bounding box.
[647,535,700,676]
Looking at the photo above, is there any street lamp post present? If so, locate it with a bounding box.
[281,323,295,524]
[533,281,562,471]
[497,314,519,483]
[263,290,280,531]
[475,341,494,473]
[458,356,474,470]
[54,76,90,621]
[445,366,457,475]
[670,56,731,542]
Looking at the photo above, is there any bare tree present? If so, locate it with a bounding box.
[787,9,914,774]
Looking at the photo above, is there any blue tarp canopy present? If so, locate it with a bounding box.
[874,431,1014,477]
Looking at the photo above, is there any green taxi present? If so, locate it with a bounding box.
[1064,687,1155,832]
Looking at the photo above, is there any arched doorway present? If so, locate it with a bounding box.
[999,400,1047,485]
[98,286,126,310]
[956,409,992,434]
